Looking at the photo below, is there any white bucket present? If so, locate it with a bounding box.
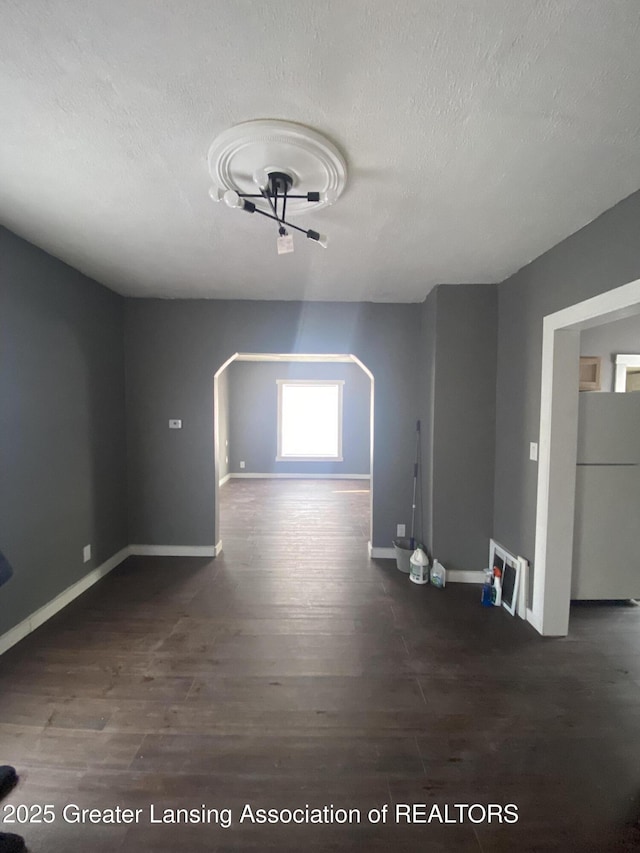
[393,538,413,573]
[409,548,429,585]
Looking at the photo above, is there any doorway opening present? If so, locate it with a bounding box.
[213,353,374,556]
[533,279,640,636]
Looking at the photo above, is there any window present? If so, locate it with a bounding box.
[276,380,344,461]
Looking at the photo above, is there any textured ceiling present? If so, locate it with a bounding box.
[2,1,640,302]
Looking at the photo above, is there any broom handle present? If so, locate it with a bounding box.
[410,420,421,548]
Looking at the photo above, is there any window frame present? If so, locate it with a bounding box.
[614,354,640,392]
[276,379,345,462]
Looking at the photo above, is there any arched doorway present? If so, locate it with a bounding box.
[213,353,375,555]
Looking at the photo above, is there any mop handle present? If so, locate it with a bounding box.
[410,420,421,548]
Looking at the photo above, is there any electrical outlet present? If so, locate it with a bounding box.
[169,419,182,429]
[529,442,538,461]
[240,460,245,469]
[397,524,405,537]
[83,544,91,563]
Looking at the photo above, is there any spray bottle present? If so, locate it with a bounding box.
[481,569,493,606]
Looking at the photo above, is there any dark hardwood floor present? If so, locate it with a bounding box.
[0,478,639,851]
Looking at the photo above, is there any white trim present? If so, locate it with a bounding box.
[366,546,485,585]
[228,473,370,480]
[0,547,130,657]
[129,545,217,557]
[213,351,375,551]
[218,473,231,487]
[235,353,355,363]
[447,570,484,584]
[516,556,529,620]
[275,456,344,462]
[526,607,542,633]
[614,354,640,392]
[368,543,396,559]
[214,540,223,556]
[276,379,346,384]
[534,279,640,636]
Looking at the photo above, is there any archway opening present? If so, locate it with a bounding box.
[533,279,640,636]
[213,353,374,556]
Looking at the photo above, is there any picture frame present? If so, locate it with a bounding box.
[579,356,601,391]
[489,538,521,617]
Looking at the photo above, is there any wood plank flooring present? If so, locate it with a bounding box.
[0,478,639,851]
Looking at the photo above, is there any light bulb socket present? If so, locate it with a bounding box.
[306,230,328,248]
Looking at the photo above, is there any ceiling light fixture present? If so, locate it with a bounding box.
[207,120,347,254]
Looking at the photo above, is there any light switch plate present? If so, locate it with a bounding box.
[397,524,405,537]
[529,442,538,461]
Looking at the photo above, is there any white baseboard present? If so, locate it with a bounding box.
[0,542,224,658]
[368,542,396,559]
[218,473,232,487]
[129,545,217,557]
[447,570,484,584]
[0,546,130,657]
[367,545,485,585]
[228,473,370,480]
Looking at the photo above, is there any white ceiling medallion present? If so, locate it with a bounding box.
[207,120,347,252]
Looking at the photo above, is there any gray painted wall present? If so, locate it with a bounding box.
[577,392,640,465]
[419,284,498,571]
[495,189,640,571]
[580,313,640,392]
[0,227,127,637]
[226,361,371,476]
[125,300,419,548]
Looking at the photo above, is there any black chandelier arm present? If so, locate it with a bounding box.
[245,205,320,239]
[234,192,322,201]
[260,186,281,224]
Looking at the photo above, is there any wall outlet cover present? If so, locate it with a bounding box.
[83,544,91,563]
[169,419,182,429]
[529,442,538,461]
[240,461,245,469]
[397,524,406,537]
